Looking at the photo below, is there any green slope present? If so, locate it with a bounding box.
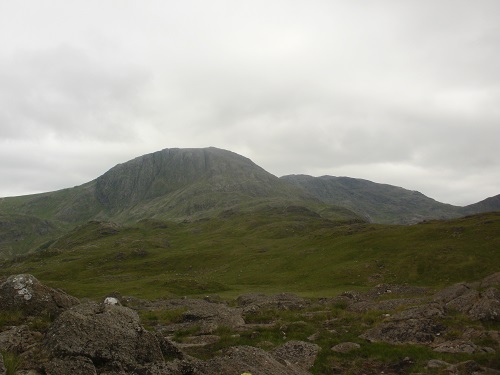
[2,211,498,300]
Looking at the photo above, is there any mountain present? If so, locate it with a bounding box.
[462,194,500,216]
[0,147,498,257]
[280,175,465,224]
[0,148,361,257]
[281,175,500,224]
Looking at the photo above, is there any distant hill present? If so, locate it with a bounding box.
[0,147,498,257]
[280,175,461,224]
[281,175,500,224]
[462,194,500,216]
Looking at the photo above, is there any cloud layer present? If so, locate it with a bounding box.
[1,1,499,205]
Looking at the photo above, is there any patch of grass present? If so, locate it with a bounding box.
[139,308,187,330]
[172,324,202,342]
[0,310,23,330]
[1,352,21,375]
[0,212,499,301]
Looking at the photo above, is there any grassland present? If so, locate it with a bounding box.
[1,209,498,300]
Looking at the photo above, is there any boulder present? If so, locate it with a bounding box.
[194,345,311,375]
[467,288,500,321]
[0,274,79,316]
[237,293,310,314]
[45,302,163,369]
[433,340,479,354]
[331,342,361,353]
[433,280,500,321]
[426,359,450,369]
[433,282,471,303]
[44,357,97,375]
[0,325,41,353]
[271,340,320,369]
[480,272,500,288]
[360,304,446,345]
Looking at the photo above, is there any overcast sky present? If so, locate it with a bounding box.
[1,1,499,205]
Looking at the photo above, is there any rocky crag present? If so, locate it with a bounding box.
[0,274,498,374]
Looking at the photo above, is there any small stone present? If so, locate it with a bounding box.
[331,342,361,353]
[427,359,450,368]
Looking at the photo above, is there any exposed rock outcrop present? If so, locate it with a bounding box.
[45,302,163,370]
[434,281,500,321]
[237,293,310,313]
[194,345,312,375]
[0,274,79,317]
[44,356,97,375]
[271,340,320,370]
[331,342,361,353]
[360,303,446,345]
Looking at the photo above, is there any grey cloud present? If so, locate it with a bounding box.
[0,46,151,140]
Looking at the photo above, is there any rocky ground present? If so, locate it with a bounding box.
[0,273,498,374]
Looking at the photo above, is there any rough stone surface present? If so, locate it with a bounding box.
[44,356,97,375]
[271,340,320,369]
[45,302,163,368]
[433,281,500,321]
[194,345,311,375]
[359,304,446,345]
[0,274,79,316]
[0,325,41,353]
[331,342,361,353]
[433,282,472,303]
[468,287,500,321]
[480,272,500,288]
[426,359,450,369]
[433,340,479,354]
[237,293,310,314]
[348,297,427,313]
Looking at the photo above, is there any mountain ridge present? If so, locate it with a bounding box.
[1,147,499,257]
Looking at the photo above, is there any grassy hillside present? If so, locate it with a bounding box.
[2,211,498,300]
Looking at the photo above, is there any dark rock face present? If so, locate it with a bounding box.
[0,274,79,317]
[45,302,163,369]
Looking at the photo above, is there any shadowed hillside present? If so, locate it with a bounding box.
[280,174,496,224]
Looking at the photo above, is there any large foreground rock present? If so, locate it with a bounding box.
[0,274,79,316]
[45,302,163,369]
